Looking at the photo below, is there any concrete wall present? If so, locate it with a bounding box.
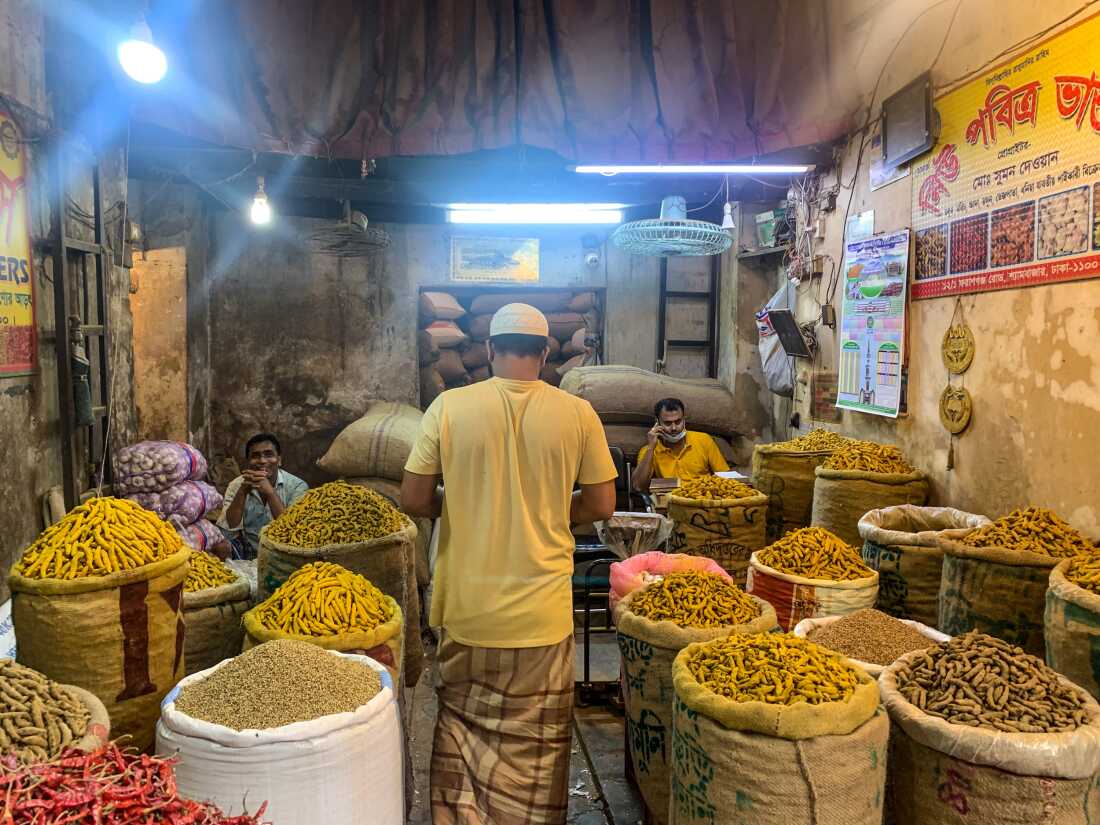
[784,0,1100,537]
[131,246,187,440]
[200,217,666,485]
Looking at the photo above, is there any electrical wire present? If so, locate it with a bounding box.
[686,180,726,213]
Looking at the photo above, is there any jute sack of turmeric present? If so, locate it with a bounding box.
[669,633,888,825]
[1046,556,1100,701]
[9,497,190,751]
[939,507,1095,658]
[257,482,421,687]
[182,553,251,676]
[810,442,928,547]
[667,479,768,587]
[615,575,777,825]
[752,430,850,541]
[880,637,1100,825]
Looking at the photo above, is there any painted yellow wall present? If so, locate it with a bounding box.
[787,0,1100,538]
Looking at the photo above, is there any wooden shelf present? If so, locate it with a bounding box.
[737,243,790,261]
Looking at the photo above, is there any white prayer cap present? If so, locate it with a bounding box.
[489,303,549,337]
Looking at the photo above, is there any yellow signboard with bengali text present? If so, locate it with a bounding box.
[911,13,1100,298]
[0,111,36,373]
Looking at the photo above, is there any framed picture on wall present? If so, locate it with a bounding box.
[450,237,539,283]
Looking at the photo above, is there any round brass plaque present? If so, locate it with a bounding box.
[939,385,973,435]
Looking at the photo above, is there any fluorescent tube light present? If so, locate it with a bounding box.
[574,164,813,175]
[446,203,624,224]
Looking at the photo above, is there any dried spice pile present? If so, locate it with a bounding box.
[675,476,757,501]
[895,632,1089,732]
[629,571,761,628]
[0,659,91,764]
[757,527,872,581]
[175,640,382,730]
[265,481,405,546]
[807,609,935,666]
[822,441,915,474]
[770,429,851,452]
[961,507,1095,558]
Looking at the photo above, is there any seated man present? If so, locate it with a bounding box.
[217,432,308,559]
[631,397,729,491]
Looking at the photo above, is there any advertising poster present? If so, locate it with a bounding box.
[836,230,910,418]
[0,111,35,374]
[450,237,539,283]
[911,13,1100,299]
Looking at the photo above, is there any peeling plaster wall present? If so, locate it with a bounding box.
[786,0,1100,538]
[203,217,665,485]
[131,247,187,440]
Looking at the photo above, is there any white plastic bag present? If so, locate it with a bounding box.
[156,652,404,825]
[0,599,14,659]
[595,512,673,558]
[756,284,794,397]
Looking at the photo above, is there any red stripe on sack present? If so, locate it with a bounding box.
[747,567,798,630]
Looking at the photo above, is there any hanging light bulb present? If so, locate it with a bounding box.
[117,17,167,84]
[250,176,272,225]
[720,177,735,232]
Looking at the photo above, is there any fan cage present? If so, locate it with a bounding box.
[308,223,391,257]
[612,219,733,257]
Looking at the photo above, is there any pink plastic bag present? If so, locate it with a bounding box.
[609,551,732,610]
[126,480,223,526]
[175,519,226,553]
[113,441,208,494]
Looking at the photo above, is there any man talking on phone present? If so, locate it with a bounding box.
[631,397,729,491]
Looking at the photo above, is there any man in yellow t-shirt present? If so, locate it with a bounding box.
[402,303,616,825]
[631,397,730,491]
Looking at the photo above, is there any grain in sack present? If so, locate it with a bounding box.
[616,574,777,824]
[158,643,403,825]
[746,527,878,631]
[316,401,424,482]
[939,507,1095,658]
[419,291,465,321]
[752,429,849,540]
[182,553,252,676]
[1046,555,1100,700]
[667,480,768,587]
[670,633,888,825]
[9,497,189,750]
[811,441,929,547]
[880,632,1100,824]
[792,609,948,677]
[858,504,990,626]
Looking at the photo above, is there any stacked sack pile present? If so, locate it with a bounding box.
[418,289,602,403]
[560,365,741,466]
[115,440,225,554]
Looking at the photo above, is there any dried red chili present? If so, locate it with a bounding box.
[0,744,269,824]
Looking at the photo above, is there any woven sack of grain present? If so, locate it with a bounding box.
[938,540,1058,658]
[419,291,465,321]
[435,349,469,384]
[560,366,742,438]
[667,492,769,587]
[418,330,440,366]
[346,477,432,589]
[182,568,252,676]
[568,291,597,312]
[1046,559,1100,700]
[466,314,492,341]
[791,614,949,677]
[880,652,1100,825]
[752,443,839,540]
[10,548,189,751]
[460,342,489,370]
[316,402,423,482]
[423,320,467,349]
[469,291,572,315]
[858,505,991,627]
[545,312,585,340]
[257,519,419,689]
[811,466,930,547]
[746,551,879,631]
[617,589,776,824]
[670,643,888,825]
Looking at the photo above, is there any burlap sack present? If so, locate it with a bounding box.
[346,477,432,589]
[243,597,404,689]
[257,519,422,688]
[938,540,1058,658]
[182,570,251,676]
[811,467,930,547]
[546,312,585,340]
[557,354,585,376]
[616,590,778,824]
[423,320,467,349]
[751,444,837,540]
[746,552,879,631]
[880,652,1100,824]
[419,291,465,320]
[435,349,469,384]
[568,291,597,312]
[670,644,887,825]
[418,330,440,366]
[316,402,423,481]
[560,366,742,438]
[460,342,489,370]
[65,684,112,752]
[469,291,571,315]
[1046,560,1100,700]
[667,493,769,587]
[467,314,492,341]
[10,548,190,751]
[858,505,991,626]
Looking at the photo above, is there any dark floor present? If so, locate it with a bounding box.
[407,629,641,825]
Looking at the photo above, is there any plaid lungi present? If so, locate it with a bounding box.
[431,632,575,825]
